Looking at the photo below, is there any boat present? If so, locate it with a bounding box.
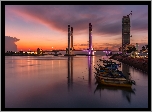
[95,64,120,74]
[103,64,119,70]
[103,61,121,68]
[97,59,121,71]
[95,75,133,87]
[94,67,135,87]
[94,59,135,87]
[103,60,113,63]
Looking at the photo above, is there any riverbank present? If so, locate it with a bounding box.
[110,54,148,73]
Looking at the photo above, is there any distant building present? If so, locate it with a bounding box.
[37,48,40,54]
[122,15,131,53]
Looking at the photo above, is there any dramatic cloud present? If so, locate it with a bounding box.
[6,5,148,34]
[5,36,20,52]
[5,5,148,50]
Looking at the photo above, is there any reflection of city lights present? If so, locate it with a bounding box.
[27,51,34,54]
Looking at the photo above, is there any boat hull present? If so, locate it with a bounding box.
[95,75,132,88]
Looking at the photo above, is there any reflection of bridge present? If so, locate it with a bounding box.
[67,56,93,91]
[88,56,92,89]
[67,57,73,91]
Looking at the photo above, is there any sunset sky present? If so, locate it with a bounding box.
[5,5,148,51]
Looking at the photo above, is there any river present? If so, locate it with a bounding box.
[5,54,148,108]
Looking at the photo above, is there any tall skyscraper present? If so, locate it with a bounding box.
[122,15,130,52]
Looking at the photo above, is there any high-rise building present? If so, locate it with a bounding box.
[122,15,130,52]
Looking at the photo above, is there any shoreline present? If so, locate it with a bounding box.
[110,54,148,73]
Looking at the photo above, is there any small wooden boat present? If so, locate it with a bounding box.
[95,69,135,86]
[94,59,135,87]
[95,75,134,88]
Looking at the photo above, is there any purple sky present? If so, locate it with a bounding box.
[5,5,148,51]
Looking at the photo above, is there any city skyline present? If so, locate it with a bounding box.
[5,5,148,51]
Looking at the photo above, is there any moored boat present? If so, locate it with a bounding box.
[94,59,135,87]
[95,75,132,87]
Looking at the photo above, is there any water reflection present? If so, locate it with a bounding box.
[94,83,136,103]
[88,56,92,89]
[67,57,73,91]
[5,56,148,108]
[67,56,93,90]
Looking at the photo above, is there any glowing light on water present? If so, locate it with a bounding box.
[92,52,94,55]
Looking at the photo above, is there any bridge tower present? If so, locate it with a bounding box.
[64,25,75,56]
[87,23,95,56]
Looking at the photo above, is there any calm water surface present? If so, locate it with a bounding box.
[5,55,148,108]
